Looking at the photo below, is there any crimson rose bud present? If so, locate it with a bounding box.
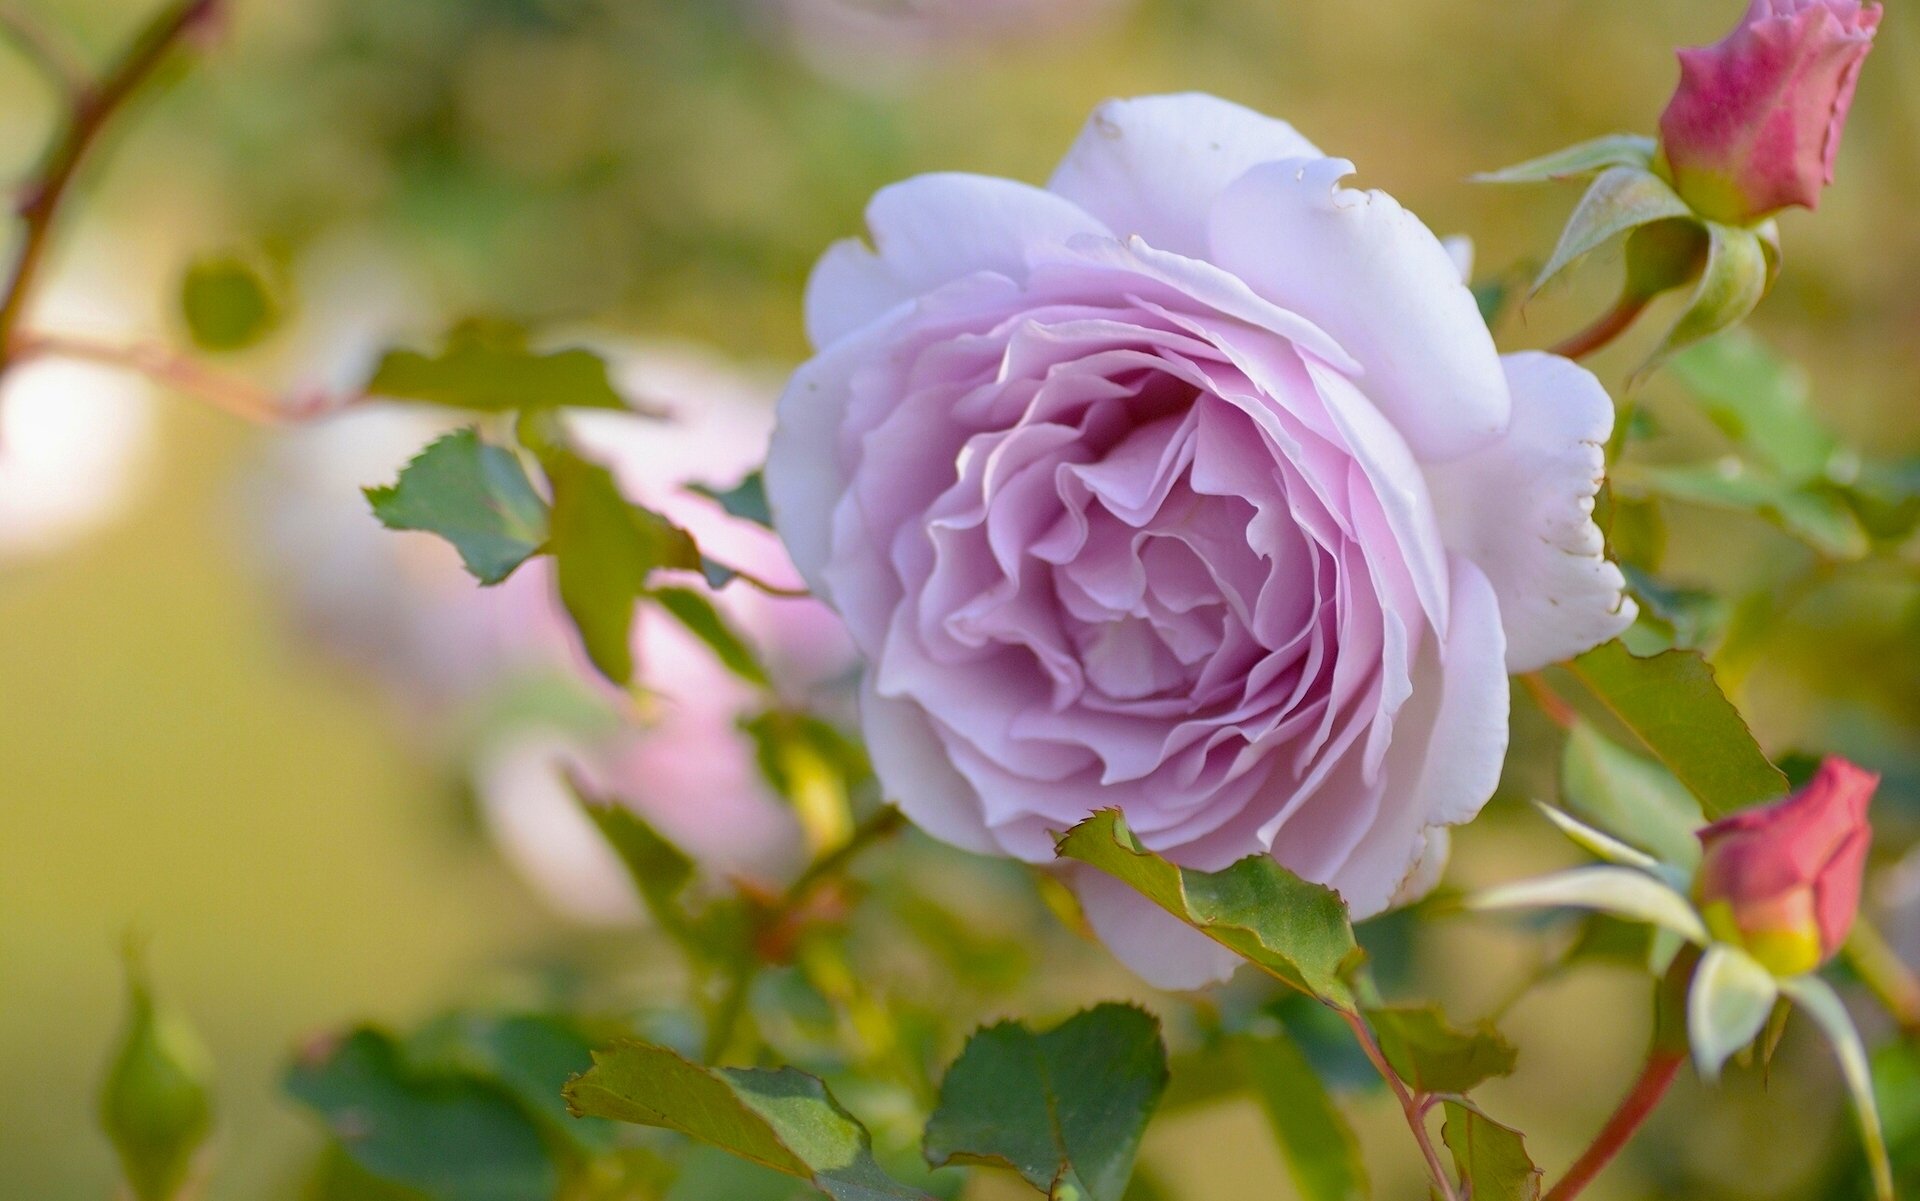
[1658,0,1881,224]
[1696,757,1877,975]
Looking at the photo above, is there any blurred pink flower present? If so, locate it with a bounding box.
[1659,0,1881,224]
[1696,757,1877,975]
[776,0,1128,89]
[258,335,852,920]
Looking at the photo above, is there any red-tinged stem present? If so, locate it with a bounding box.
[1544,1050,1685,1201]
[1549,293,1652,361]
[9,329,324,424]
[0,0,222,377]
[1338,1007,1461,1201]
[1521,672,1579,731]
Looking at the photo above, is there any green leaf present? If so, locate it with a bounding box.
[1531,166,1693,291]
[652,586,772,688]
[1364,1005,1517,1095]
[286,1028,556,1201]
[365,429,550,586]
[1666,331,1837,483]
[406,1012,617,1154]
[923,1004,1168,1201]
[1561,722,1704,870]
[1474,134,1657,183]
[1559,641,1787,818]
[1441,1102,1541,1201]
[368,320,637,414]
[564,1039,935,1201]
[179,254,280,352]
[1623,461,1869,561]
[542,446,701,684]
[99,951,215,1201]
[690,470,774,529]
[572,783,700,949]
[1054,810,1359,1006]
[1236,1031,1367,1201]
[666,1146,818,1201]
[1651,221,1771,363]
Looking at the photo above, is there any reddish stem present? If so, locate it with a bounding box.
[1544,1050,1685,1201]
[1549,292,1652,361]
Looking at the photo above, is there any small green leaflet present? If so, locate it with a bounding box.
[286,1028,557,1201]
[99,950,215,1201]
[652,586,772,688]
[691,469,774,529]
[365,429,550,585]
[1620,461,1868,561]
[368,320,640,413]
[572,782,702,954]
[564,1039,935,1201]
[1441,1102,1541,1201]
[1561,721,1704,870]
[1473,133,1656,184]
[1364,1005,1517,1095]
[1559,641,1787,818]
[1054,810,1359,1007]
[1666,331,1837,483]
[923,1004,1169,1201]
[1236,1031,1366,1201]
[542,446,701,685]
[179,254,280,352]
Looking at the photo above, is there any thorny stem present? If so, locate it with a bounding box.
[1549,292,1652,362]
[0,0,222,378]
[1338,1007,1461,1201]
[1543,1049,1684,1201]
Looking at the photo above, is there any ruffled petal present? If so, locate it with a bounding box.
[805,173,1109,348]
[1425,352,1636,672]
[1208,158,1509,463]
[1047,93,1321,259]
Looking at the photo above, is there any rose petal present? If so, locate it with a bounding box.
[1424,351,1635,672]
[1047,93,1322,258]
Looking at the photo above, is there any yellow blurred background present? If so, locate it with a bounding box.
[1,1,1915,1198]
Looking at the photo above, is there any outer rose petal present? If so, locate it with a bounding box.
[859,678,1002,856]
[1425,352,1636,672]
[1208,158,1509,464]
[1047,93,1321,259]
[1075,865,1243,990]
[804,173,1109,347]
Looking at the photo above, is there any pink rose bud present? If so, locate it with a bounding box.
[1696,757,1877,975]
[1658,0,1881,224]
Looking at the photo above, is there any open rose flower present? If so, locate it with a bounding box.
[767,93,1635,987]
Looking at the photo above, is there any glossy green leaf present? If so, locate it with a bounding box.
[1561,721,1704,870]
[665,1146,817,1201]
[99,952,215,1201]
[1473,133,1656,183]
[564,1039,934,1201]
[286,1028,556,1201]
[179,255,280,352]
[652,586,771,688]
[1531,166,1693,291]
[923,1004,1168,1201]
[1236,1031,1367,1201]
[1624,461,1869,561]
[368,321,637,413]
[1440,1102,1541,1201]
[365,429,549,585]
[1054,810,1359,1006]
[542,446,700,684]
[690,470,773,529]
[1364,1005,1517,1095]
[1667,331,1837,482]
[1560,641,1787,818]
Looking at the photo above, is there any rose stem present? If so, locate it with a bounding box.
[1549,293,1652,362]
[0,0,223,377]
[9,330,314,424]
[1337,1007,1462,1201]
[1543,1048,1684,1201]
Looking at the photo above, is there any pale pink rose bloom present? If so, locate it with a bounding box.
[768,94,1636,987]
[260,340,850,919]
[1659,0,1881,223]
[0,273,158,561]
